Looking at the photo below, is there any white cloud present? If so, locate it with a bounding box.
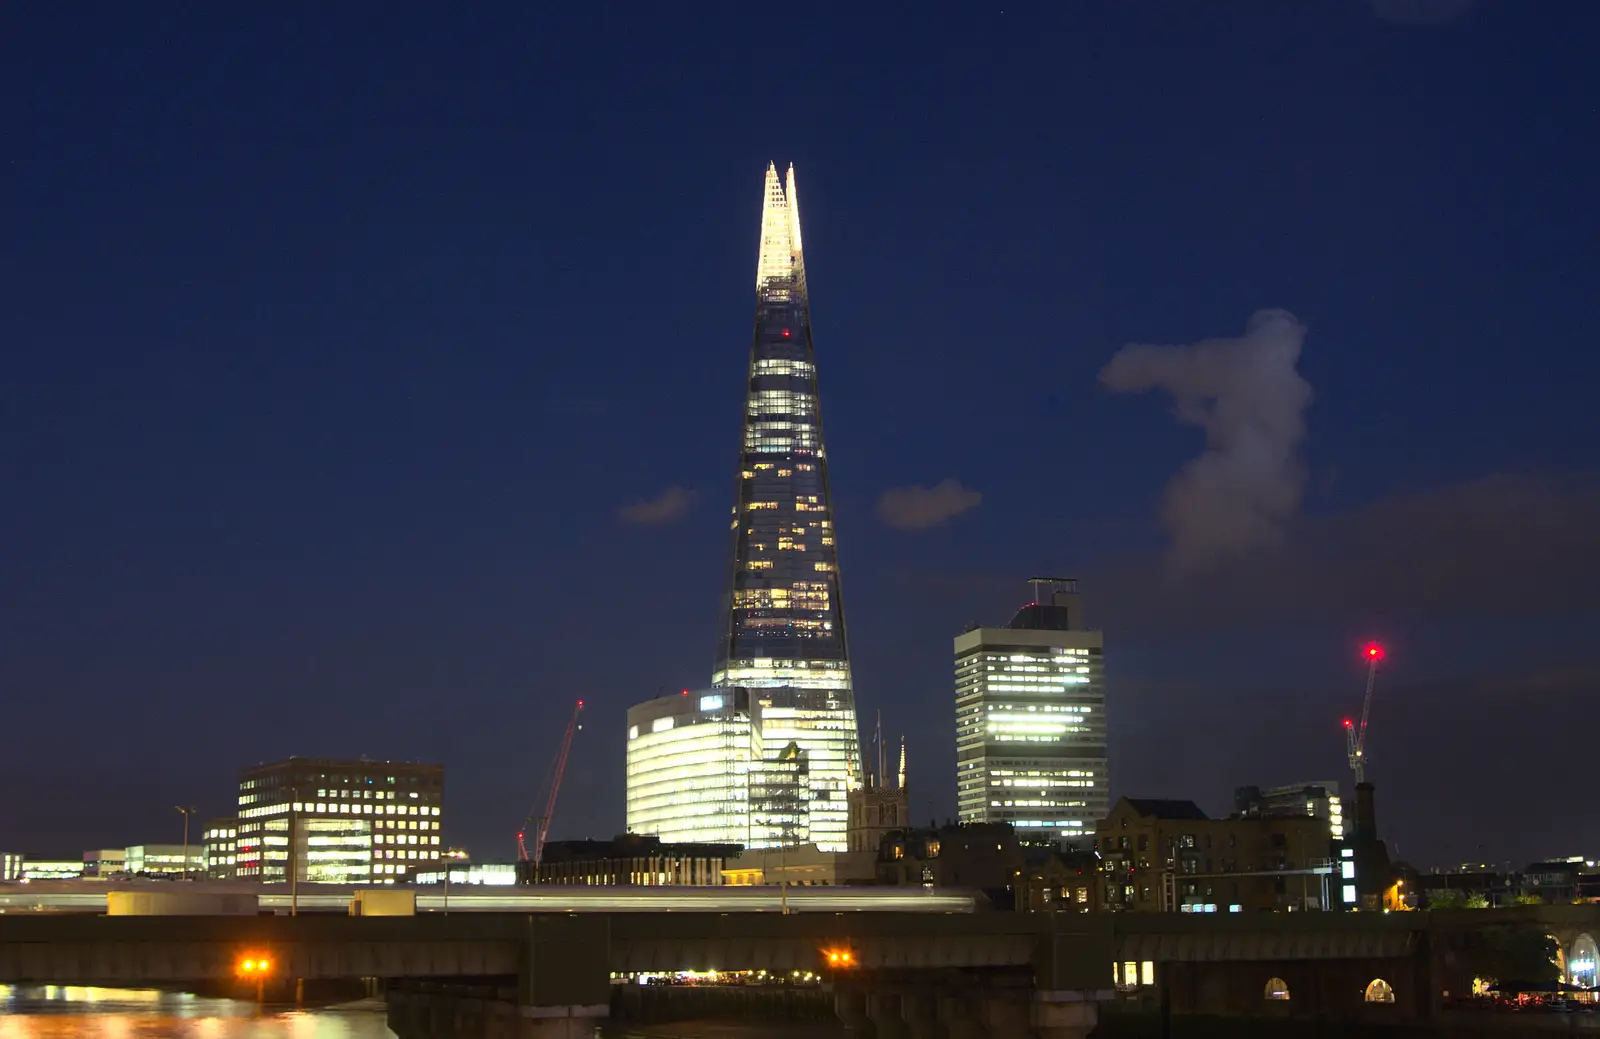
[617,486,696,525]
[876,480,982,531]
[1101,309,1312,569]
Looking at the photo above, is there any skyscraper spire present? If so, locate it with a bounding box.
[898,736,907,792]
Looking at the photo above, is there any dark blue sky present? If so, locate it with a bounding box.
[4,2,1597,869]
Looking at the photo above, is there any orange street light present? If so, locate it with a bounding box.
[822,947,857,970]
[237,953,274,1003]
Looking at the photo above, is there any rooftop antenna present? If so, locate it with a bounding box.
[1028,576,1078,605]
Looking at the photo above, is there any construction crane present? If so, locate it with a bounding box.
[517,699,585,871]
[1343,643,1384,784]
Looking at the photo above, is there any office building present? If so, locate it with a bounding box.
[1,853,22,881]
[124,845,202,877]
[1523,856,1587,904]
[1097,798,1334,912]
[21,858,83,880]
[1234,781,1345,840]
[203,818,239,879]
[81,849,126,877]
[531,834,740,887]
[955,578,1106,846]
[235,757,443,884]
[415,862,518,886]
[627,163,862,852]
[626,689,758,845]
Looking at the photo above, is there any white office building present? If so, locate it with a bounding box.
[955,578,1107,846]
[626,685,857,852]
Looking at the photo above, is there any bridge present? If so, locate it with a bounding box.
[0,881,977,915]
[0,904,1594,1038]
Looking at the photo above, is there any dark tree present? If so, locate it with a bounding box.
[1465,926,1561,986]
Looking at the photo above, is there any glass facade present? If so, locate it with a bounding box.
[627,692,753,845]
[627,164,862,853]
[709,162,860,852]
[955,580,1107,845]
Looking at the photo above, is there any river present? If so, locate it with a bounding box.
[0,986,393,1038]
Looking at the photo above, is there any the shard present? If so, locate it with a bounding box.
[713,163,861,850]
[623,164,862,853]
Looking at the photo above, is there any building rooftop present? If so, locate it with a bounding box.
[542,834,744,862]
[1123,798,1210,821]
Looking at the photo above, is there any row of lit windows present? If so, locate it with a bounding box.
[752,358,815,377]
[240,801,438,819]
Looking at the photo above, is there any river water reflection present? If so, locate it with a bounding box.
[0,986,394,1038]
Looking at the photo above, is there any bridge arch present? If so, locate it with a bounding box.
[1263,977,1290,1000]
[1569,933,1598,990]
[1364,978,1395,1004]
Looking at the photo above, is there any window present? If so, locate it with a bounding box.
[1364,979,1395,1004]
[1265,977,1291,1000]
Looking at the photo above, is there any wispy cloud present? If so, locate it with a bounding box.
[876,480,982,531]
[617,486,697,525]
[1102,309,1312,570]
[1087,471,1600,638]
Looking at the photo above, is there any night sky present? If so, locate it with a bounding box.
[5,2,1598,871]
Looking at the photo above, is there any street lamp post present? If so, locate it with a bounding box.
[175,806,197,880]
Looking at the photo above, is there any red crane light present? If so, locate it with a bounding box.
[781,328,791,337]
[1342,718,1353,728]
[577,699,585,707]
[1365,643,1385,661]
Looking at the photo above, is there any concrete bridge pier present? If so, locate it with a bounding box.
[977,987,1031,1039]
[515,915,610,1039]
[936,992,988,1039]
[1029,990,1099,1039]
[833,986,871,1039]
[387,916,611,1039]
[899,988,944,1039]
[865,990,910,1039]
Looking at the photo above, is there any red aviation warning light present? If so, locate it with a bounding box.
[1342,718,1352,729]
[1365,643,1384,661]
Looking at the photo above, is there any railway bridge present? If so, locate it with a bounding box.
[0,903,1595,1038]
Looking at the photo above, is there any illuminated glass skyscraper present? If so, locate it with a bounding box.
[955,578,1107,847]
[626,163,862,853]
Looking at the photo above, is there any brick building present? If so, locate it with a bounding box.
[1098,797,1335,912]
